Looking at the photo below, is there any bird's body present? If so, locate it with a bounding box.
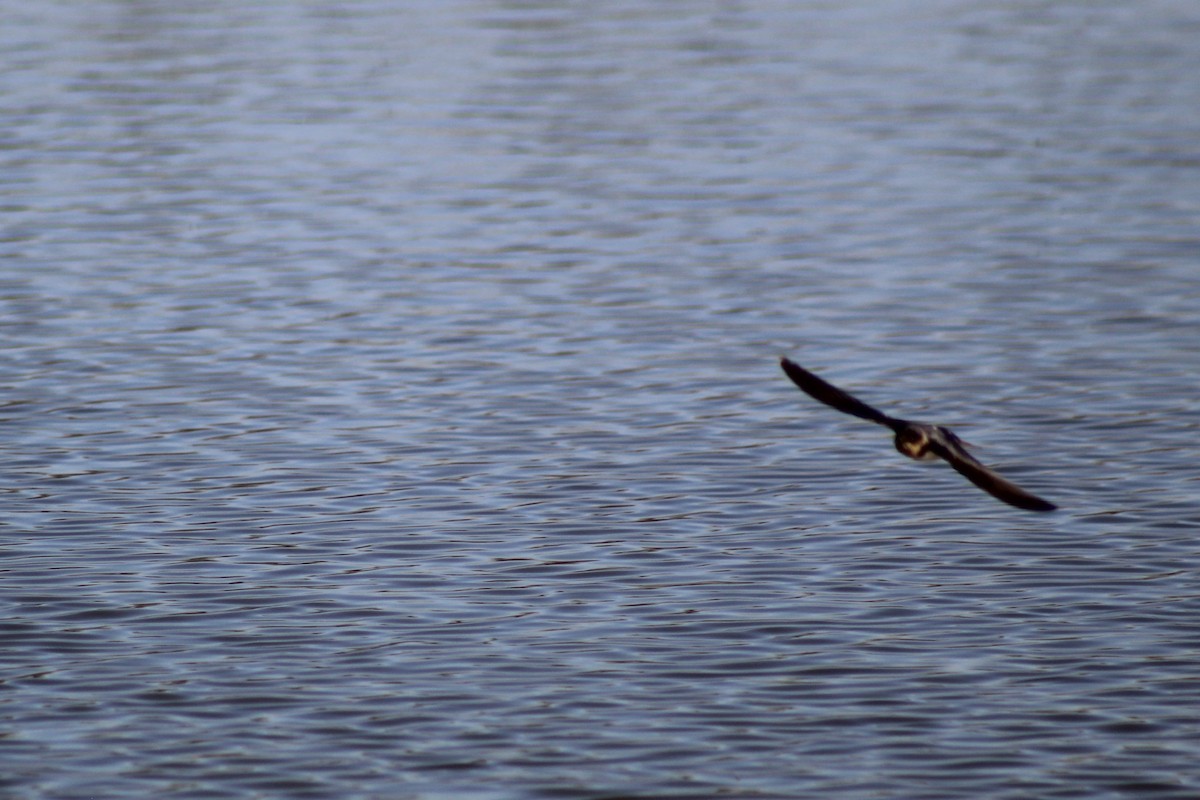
[780,357,1056,512]
[893,424,943,461]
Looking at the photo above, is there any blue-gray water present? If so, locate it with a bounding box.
[4,2,1200,798]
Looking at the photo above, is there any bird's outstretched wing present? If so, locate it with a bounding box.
[780,357,904,431]
[926,429,1057,512]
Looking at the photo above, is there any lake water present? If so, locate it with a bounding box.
[3,1,1200,798]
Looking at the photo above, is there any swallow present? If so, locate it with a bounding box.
[780,357,1056,512]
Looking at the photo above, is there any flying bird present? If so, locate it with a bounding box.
[780,357,1056,512]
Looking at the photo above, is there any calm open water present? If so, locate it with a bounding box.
[3,2,1200,798]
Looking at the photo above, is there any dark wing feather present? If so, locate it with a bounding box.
[927,433,1057,512]
[780,358,903,430]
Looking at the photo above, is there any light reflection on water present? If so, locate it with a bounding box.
[3,1,1200,798]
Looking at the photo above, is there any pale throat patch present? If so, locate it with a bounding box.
[895,429,936,461]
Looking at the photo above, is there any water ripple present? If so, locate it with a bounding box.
[4,1,1200,799]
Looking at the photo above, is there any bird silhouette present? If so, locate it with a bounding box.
[780,357,1056,512]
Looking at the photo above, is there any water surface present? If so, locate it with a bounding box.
[3,2,1200,798]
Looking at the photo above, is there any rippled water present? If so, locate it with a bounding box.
[4,2,1200,798]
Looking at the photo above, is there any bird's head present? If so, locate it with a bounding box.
[894,426,933,461]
